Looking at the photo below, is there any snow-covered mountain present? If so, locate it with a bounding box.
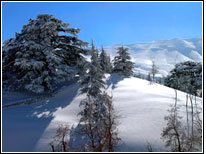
[104,38,202,77]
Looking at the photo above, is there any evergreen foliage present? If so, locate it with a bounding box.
[99,47,113,74]
[113,46,134,76]
[164,61,202,96]
[2,14,88,93]
[80,41,105,97]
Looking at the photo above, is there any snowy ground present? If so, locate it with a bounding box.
[2,74,202,152]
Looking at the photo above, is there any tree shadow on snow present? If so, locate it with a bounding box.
[68,124,90,152]
[2,80,80,152]
[31,80,80,118]
[106,73,127,90]
[118,142,165,152]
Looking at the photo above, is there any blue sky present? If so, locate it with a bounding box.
[2,2,202,47]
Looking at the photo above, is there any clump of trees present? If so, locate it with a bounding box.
[164,61,202,97]
[162,103,202,152]
[162,61,202,152]
[162,78,202,153]
[163,61,202,152]
[2,14,135,94]
[50,41,120,152]
[78,41,120,152]
[50,92,120,152]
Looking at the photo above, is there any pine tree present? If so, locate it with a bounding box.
[99,47,112,73]
[80,41,105,98]
[112,46,134,76]
[2,14,88,93]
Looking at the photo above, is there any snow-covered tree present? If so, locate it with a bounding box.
[99,47,112,73]
[2,14,88,93]
[49,124,73,152]
[78,92,120,152]
[161,105,188,152]
[164,61,202,96]
[112,46,134,76]
[151,61,158,82]
[76,57,90,79]
[102,92,120,152]
[80,41,105,97]
[78,43,120,151]
[162,102,202,152]
[78,95,107,151]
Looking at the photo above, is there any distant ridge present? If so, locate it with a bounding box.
[104,38,202,77]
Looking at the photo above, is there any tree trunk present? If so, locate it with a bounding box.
[62,141,67,152]
[189,95,194,150]
[174,126,181,152]
[174,89,177,110]
[50,144,55,152]
[186,94,189,136]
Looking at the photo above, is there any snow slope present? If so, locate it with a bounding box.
[104,38,202,77]
[3,74,201,152]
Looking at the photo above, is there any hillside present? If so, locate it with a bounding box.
[104,38,202,77]
[3,74,201,152]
